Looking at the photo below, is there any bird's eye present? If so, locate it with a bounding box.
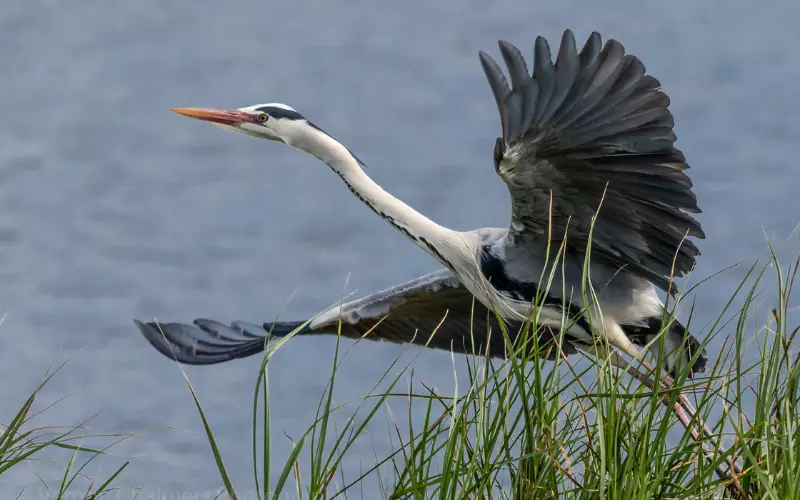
[257,113,268,123]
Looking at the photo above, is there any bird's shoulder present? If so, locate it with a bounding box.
[475,235,555,302]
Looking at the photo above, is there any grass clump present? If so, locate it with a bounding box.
[183,245,799,499]
[1,356,131,499]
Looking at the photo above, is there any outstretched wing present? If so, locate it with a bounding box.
[136,269,579,365]
[479,30,703,291]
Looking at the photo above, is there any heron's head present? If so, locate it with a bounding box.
[171,102,365,167]
[170,103,308,144]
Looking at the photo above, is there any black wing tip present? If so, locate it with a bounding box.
[478,49,496,66]
[497,41,530,81]
[134,318,268,366]
[534,34,551,54]
[482,29,608,143]
[603,37,625,53]
[694,226,707,239]
[478,49,506,84]
[496,29,578,56]
[135,316,314,366]
[134,319,193,364]
[497,39,516,51]
[134,318,166,341]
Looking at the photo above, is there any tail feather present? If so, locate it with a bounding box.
[135,319,310,365]
[622,316,707,378]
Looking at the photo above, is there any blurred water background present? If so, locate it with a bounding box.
[1,0,798,497]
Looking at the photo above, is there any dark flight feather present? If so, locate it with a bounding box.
[479,29,703,292]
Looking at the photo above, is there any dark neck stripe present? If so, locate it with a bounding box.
[329,166,455,273]
[311,121,366,167]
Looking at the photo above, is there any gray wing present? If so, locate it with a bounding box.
[479,30,703,291]
[136,269,578,365]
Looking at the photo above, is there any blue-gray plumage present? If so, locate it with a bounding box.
[138,29,707,377]
[137,269,578,365]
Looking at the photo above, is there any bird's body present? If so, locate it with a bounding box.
[137,30,708,377]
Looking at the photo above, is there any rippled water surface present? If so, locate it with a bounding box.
[1,0,799,497]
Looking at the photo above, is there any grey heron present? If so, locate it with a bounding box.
[136,29,707,377]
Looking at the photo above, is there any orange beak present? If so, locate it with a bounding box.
[170,107,254,126]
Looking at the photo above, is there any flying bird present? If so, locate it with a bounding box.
[136,29,707,377]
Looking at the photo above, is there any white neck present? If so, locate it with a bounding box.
[286,125,466,270]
